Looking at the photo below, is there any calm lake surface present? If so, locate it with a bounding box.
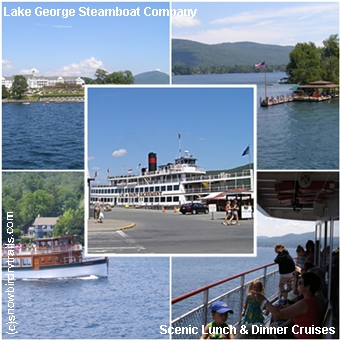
[2,102,84,169]
[173,73,339,170]
[2,257,170,339]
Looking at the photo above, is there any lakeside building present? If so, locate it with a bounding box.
[2,75,85,89]
[27,216,59,238]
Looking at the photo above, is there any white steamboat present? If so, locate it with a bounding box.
[90,152,253,209]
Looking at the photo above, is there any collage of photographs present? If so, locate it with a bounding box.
[1,1,339,340]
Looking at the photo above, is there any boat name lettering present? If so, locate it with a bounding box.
[119,191,162,198]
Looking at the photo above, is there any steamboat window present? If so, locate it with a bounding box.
[166,197,172,202]
[161,197,165,203]
[144,198,148,203]
[155,197,160,203]
[155,186,160,191]
[118,189,122,194]
[22,258,32,266]
[139,188,143,193]
[150,186,154,191]
[144,187,149,192]
[174,185,179,191]
[161,186,166,191]
[11,259,20,267]
[173,196,179,202]
[167,185,172,191]
[149,198,154,203]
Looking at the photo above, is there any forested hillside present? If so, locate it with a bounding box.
[2,172,85,244]
[172,39,294,74]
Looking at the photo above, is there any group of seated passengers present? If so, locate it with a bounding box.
[200,270,326,339]
[199,242,338,339]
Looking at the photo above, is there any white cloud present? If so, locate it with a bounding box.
[257,211,315,237]
[19,68,40,75]
[45,57,105,77]
[112,149,127,157]
[172,16,201,28]
[88,156,95,161]
[51,25,73,29]
[2,60,14,72]
[211,4,339,25]
[174,3,338,46]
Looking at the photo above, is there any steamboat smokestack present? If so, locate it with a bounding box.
[148,152,157,172]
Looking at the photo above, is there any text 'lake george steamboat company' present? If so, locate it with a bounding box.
[3,6,198,19]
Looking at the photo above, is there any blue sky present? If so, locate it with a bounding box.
[2,2,170,77]
[87,86,254,184]
[172,2,339,47]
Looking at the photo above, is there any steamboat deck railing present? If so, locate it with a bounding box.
[172,262,280,339]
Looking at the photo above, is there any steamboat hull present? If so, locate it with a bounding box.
[2,258,108,279]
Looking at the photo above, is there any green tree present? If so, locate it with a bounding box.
[320,34,339,84]
[19,190,55,223]
[11,75,28,99]
[21,173,45,192]
[104,70,135,84]
[94,69,109,84]
[286,42,322,84]
[2,85,10,99]
[53,207,84,245]
[81,77,96,84]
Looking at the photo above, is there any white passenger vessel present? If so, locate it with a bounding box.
[90,152,253,209]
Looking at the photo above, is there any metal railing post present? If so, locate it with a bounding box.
[263,266,268,290]
[203,289,209,326]
[239,275,245,324]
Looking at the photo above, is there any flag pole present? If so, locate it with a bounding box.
[178,133,181,158]
[248,144,251,169]
[264,61,267,100]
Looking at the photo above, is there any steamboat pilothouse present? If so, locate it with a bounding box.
[90,151,253,209]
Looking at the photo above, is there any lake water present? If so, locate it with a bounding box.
[172,247,297,320]
[172,73,339,170]
[2,102,84,170]
[2,257,170,339]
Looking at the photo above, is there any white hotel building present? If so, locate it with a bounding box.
[2,75,85,89]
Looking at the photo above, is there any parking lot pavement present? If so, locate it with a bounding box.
[87,208,254,254]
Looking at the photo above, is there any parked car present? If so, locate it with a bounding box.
[180,203,209,215]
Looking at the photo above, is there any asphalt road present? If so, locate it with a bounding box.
[87,208,254,255]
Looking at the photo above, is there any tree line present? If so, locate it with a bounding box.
[172,64,287,75]
[81,69,134,84]
[2,172,85,245]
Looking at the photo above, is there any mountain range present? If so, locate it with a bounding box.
[172,39,294,68]
[134,70,169,84]
[258,231,338,248]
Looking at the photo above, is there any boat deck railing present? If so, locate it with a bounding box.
[171,262,280,339]
[95,170,252,188]
[2,244,82,256]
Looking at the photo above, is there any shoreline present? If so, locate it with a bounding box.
[2,97,84,103]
